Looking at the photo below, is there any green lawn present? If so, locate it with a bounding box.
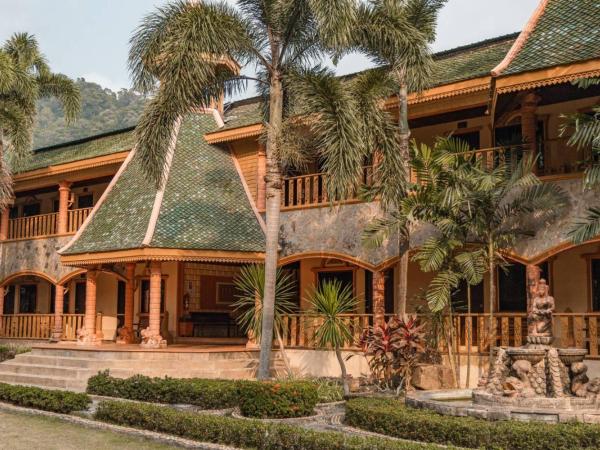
[0,411,178,450]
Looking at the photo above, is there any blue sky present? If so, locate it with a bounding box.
[0,0,539,97]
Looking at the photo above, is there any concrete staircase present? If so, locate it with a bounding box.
[0,346,285,392]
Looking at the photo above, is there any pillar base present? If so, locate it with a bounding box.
[49,330,63,343]
[115,326,135,345]
[245,339,260,350]
[139,327,167,349]
[76,328,102,346]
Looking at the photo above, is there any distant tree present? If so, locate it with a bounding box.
[0,33,80,206]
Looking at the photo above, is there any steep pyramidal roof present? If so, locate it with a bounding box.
[61,113,265,259]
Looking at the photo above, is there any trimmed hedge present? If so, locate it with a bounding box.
[87,371,238,409]
[0,382,90,413]
[238,380,318,418]
[345,397,600,450]
[95,399,448,450]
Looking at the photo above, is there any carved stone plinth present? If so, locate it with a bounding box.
[76,328,102,346]
[140,327,166,349]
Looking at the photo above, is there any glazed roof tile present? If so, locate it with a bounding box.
[62,113,265,255]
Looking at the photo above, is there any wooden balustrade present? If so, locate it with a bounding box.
[279,312,600,357]
[67,207,92,233]
[6,207,92,241]
[0,314,86,341]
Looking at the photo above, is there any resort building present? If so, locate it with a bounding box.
[0,0,599,386]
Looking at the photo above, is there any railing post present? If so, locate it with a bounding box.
[57,181,72,235]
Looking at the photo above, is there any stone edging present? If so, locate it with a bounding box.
[0,401,238,450]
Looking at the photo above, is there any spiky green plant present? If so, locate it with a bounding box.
[0,33,80,207]
[128,0,363,380]
[306,280,358,395]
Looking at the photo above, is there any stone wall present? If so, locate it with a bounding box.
[0,236,74,283]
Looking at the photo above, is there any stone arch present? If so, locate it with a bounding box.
[0,270,57,288]
[509,237,600,266]
[57,269,87,286]
[278,251,376,271]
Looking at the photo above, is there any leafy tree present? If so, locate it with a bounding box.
[0,33,80,206]
[306,280,358,396]
[128,0,357,379]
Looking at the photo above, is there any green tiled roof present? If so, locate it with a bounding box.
[222,99,263,130]
[63,113,265,255]
[502,0,600,75]
[17,127,135,173]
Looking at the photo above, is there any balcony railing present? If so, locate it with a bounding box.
[280,312,600,357]
[0,314,85,340]
[7,207,92,241]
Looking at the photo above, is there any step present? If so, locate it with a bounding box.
[0,362,92,379]
[0,371,71,390]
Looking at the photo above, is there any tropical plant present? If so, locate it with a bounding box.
[0,32,80,207]
[233,264,297,376]
[562,78,600,243]
[360,314,428,391]
[128,0,359,380]
[306,280,358,396]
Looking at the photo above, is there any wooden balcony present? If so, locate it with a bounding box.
[279,312,600,358]
[6,207,92,241]
[0,314,85,340]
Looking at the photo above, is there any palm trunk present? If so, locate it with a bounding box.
[258,73,284,380]
[335,346,350,396]
[466,284,472,388]
[488,238,495,363]
[396,79,410,316]
[445,307,459,388]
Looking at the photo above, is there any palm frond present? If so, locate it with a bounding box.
[568,207,600,244]
[425,270,460,312]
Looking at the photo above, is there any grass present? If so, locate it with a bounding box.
[0,411,178,449]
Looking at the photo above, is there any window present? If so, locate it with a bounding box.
[22,203,40,217]
[117,281,126,328]
[317,270,353,294]
[454,131,480,150]
[77,194,94,209]
[53,200,60,213]
[140,279,165,313]
[216,282,238,306]
[9,207,18,219]
[498,262,549,312]
[19,285,37,313]
[4,286,15,315]
[75,282,86,314]
[452,280,484,313]
[591,259,600,312]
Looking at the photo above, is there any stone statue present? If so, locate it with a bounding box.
[140,327,166,349]
[571,362,590,397]
[116,326,134,345]
[528,279,554,338]
[503,360,535,398]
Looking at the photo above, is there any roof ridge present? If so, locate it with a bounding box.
[33,125,136,153]
[143,117,183,247]
[492,0,550,76]
[434,32,520,59]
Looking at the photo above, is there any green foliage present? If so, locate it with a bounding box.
[233,264,297,340]
[95,399,443,450]
[33,79,146,148]
[0,382,90,413]
[345,397,600,450]
[312,378,344,402]
[306,280,358,349]
[86,371,238,409]
[237,380,318,419]
[0,344,30,362]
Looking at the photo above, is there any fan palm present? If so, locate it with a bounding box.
[0,33,80,207]
[128,0,358,379]
[562,78,600,243]
[306,279,358,396]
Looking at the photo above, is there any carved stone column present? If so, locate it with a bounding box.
[77,270,102,345]
[57,181,72,235]
[51,284,64,342]
[256,143,267,210]
[0,206,11,241]
[117,263,136,344]
[141,262,166,348]
[373,270,386,326]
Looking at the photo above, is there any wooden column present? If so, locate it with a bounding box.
[57,181,72,235]
[256,143,267,210]
[51,284,64,342]
[0,206,10,241]
[520,92,540,172]
[373,270,385,326]
[77,270,101,345]
[141,262,165,348]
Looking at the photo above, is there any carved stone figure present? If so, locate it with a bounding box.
[571,362,590,397]
[115,326,134,345]
[76,327,101,346]
[140,327,166,349]
[547,348,567,397]
[503,360,535,398]
[484,347,510,395]
[528,279,555,338]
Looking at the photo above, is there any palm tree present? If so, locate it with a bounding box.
[306,280,358,396]
[562,78,600,243]
[128,0,358,379]
[0,33,80,207]
[233,264,297,377]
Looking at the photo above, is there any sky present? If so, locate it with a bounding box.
[0,0,540,97]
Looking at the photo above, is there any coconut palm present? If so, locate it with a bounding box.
[232,264,297,376]
[128,0,359,379]
[306,279,358,396]
[0,33,80,207]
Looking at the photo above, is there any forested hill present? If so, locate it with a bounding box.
[33,78,147,149]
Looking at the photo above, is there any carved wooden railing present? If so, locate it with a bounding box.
[281,166,374,210]
[67,207,92,233]
[279,312,600,357]
[8,212,58,240]
[0,314,88,341]
[6,207,92,241]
